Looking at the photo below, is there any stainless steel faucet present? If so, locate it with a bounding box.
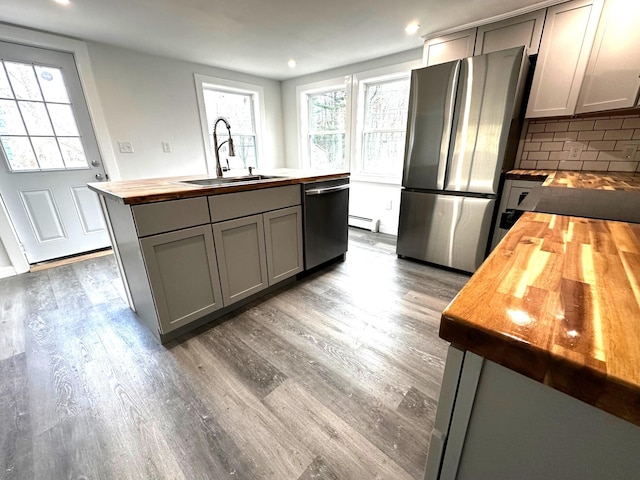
[213,117,236,178]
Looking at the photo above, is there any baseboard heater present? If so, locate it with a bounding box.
[348,215,380,233]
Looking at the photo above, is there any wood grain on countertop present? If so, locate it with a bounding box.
[440,212,640,426]
[88,169,350,205]
[506,169,640,190]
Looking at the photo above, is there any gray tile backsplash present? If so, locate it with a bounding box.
[516,113,640,172]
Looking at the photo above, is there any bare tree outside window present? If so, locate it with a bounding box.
[307,89,347,169]
[361,77,410,176]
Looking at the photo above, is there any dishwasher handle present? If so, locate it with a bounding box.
[305,184,350,196]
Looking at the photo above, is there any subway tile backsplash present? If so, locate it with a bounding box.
[516,113,640,172]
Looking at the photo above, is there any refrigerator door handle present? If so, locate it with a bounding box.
[437,61,460,190]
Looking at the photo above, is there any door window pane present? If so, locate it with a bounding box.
[35,66,69,103]
[48,104,79,136]
[0,67,13,99]
[58,137,87,168]
[32,137,64,169]
[19,101,54,136]
[0,100,27,135]
[1,136,38,170]
[5,62,43,101]
[0,60,87,171]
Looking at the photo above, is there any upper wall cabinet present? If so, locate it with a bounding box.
[475,10,546,56]
[423,29,476,66]
[575,0,640,114]
[526,0,604,118]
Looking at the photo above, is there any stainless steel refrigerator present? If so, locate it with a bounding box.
[397,46,529,273]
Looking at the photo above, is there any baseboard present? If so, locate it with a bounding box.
[0,265,17,279]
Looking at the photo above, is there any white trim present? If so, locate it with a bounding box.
[0,194,29,275]
[296,75,353,169]
[194,73,265,175]
[422,0,566,40]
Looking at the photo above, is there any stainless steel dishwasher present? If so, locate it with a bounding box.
[302,177,350,270]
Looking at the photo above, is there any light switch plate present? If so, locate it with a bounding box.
[118,141,134,154]
[162,141,172,153]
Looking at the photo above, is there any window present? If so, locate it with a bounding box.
[357,76,410,178]
[195,75,263,172]
[298,77,350,170]
[297,63,416,182]
[0,59,88,171]
[306,88,347,169]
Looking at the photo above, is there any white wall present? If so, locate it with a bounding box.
[86,41,285,180]
[281,48,422,235]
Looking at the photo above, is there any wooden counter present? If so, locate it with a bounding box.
[88,169,349,205]
[507,169,640,190]
[440,211,640,426]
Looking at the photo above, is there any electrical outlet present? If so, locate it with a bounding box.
[568,142,583,160]
[118,141,134,154]
[385,200,392,210]
[162,141,172,153]
[622,143,638,159]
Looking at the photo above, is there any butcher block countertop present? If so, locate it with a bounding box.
[507,169,640,190]
[440,211,640,426]
[88,169,349,205]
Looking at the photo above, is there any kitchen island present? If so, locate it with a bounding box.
[425,209,640,479]
[89,170,349,344]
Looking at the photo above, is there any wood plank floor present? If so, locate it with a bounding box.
[0,228,469,480]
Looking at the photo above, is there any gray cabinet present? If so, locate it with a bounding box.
[423,29,476,66]
[213,214,269,305]
[576,0,640,113]
[140,224,223,333]
[426,347,640,479]
[474,10,545,55]
[263,205,303,285]
[526,0,604,118]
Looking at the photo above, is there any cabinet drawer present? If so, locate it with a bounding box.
[209,185,301,222]
[132,197,210,237]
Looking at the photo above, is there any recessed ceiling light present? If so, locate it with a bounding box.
[54,0,71,5]
[405,22,420,35]
[288,59,297,69]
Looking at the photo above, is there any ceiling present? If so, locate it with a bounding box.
[1,0,550,80]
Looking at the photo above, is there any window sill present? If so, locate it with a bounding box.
[350,174,402,186]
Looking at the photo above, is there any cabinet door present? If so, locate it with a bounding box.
[526,0,604,118]
[212,214,268,305]
[475,10,546,55]
[423,29,476,66]
[576,0,640,113]
[140,225,223,334]
[263,206,303,285]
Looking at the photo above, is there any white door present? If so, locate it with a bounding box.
[0,41,109,264]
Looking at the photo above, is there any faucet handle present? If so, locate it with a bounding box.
[248,166,254,175]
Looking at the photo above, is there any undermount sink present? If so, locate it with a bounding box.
[180,175,287,187]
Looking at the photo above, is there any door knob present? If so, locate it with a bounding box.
[91,160,100,167]
[95,173,104,181]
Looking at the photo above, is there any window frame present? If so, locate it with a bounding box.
[351,69,412,183]
[194,74,265,175]
[296,60,420,183]
[297,76,352,170]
